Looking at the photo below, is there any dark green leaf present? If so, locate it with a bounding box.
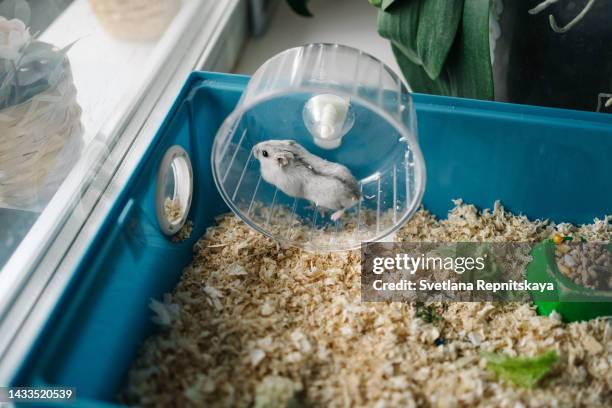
[381,0,400,11]
[383,0,493,100]
[17,80,49,103]
[17,41,58,65]
[378,0,423,65]
[416,0,464,79]
[286,0,312,17]
[447,0,493,99]
[484,350,559,388]
[16,53,65,87]
[0,68,14,107]
[391,43,451,94]
[1,40,69,105]
[16,64,49,86]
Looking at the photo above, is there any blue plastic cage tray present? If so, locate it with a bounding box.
[10,71,612,406]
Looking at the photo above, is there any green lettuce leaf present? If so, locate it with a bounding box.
[484,350,559,388]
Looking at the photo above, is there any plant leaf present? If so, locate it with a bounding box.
[383,0,493,100]
[286,0,312,17]
[5,40,68,101]
[484,350,559,388]
[381,0,400,11]
[0,66,16,108]
[391,43,451,94]
[17,80,49,103]
[416,0,464,79]
[17,41,57,65]
[368,0,383,8]
[447,0,493,99]
[378,0,423,65]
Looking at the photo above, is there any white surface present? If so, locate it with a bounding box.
[39,0,193,145]
[234,0,400,76]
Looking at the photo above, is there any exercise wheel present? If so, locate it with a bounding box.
[212,44,425,251]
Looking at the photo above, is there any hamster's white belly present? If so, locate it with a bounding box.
[261,167,304,198]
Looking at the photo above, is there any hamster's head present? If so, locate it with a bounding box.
[253,140,297,169]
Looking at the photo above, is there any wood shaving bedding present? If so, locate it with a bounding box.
[171,220,193,243]
[121,200,611,407]
[164,198,183,224]
[555,242,612,290]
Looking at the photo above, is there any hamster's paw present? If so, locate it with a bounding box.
[331,209,345,222]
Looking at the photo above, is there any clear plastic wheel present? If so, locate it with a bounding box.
[212,44,425,251]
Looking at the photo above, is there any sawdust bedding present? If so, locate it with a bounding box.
[121,201,611,407]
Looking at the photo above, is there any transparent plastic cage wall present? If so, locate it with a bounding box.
[212,44,425,250]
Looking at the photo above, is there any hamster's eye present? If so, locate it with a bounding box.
[262,150,269,158]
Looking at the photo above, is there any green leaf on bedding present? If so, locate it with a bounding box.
[484,350,559,388]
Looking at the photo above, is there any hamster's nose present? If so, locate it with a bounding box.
[252,146,259,158]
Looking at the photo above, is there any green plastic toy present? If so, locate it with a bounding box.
[527,239,612,322]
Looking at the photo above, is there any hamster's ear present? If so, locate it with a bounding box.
[275,151,294,167]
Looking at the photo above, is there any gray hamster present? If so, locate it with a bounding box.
[252,140,361,221]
